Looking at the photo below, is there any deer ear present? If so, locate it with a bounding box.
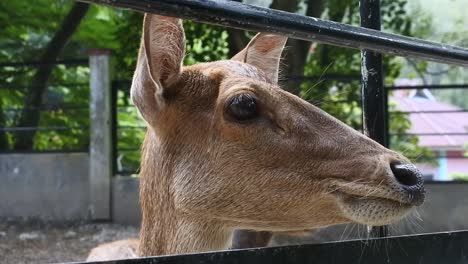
[232,33,287,84]
[131,14,185,125]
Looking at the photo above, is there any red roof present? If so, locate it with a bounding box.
[391,94,468,149]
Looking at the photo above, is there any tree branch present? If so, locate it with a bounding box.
[13,2,90,150]
[276,0,325,95]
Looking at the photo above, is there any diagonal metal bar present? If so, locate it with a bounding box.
[76,0,468,66]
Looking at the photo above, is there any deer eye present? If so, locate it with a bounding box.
[227,94,258,121]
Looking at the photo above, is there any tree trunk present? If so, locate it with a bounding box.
[226,0,249,57]
[273,0,325,95]
[0,99,8,150]
[13,2,90,150]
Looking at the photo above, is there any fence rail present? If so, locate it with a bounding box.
[78,230,468,264]
[78,0,468,66]
[0,58,90,153]
[0,59,88,67]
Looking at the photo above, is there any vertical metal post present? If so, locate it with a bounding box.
[89,49,112,220]
[360,0,388,237]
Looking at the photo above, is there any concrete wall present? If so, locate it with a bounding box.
[111,180,468,238]
[0,153,467,238]
[0,153,90,220]
[112,176,140,225]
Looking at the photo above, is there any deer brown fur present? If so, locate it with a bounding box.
[86,14,425,261]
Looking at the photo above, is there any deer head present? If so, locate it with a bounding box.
[131,14,425,256]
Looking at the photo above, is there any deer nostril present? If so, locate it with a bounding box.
[390,162,425,206]
[390,162,421,187]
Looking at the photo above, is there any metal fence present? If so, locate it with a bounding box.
[111,77,468,179]
[82,230,468,264]
[1,0,466,261]
[74,0,468,262]
[0,59,90,153]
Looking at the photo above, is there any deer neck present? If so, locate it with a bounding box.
[138,130,232,256]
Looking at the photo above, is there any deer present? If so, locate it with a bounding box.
[86,14,425,261]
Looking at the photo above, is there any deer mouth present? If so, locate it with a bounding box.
[327,180,416,225]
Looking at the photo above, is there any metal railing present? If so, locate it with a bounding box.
[81,230,468,264]
[75,0,468,262]
[0,59,90,153]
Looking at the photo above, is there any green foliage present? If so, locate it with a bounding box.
[399,2,468,108]
[184,22,229,65]
[0,0,435,170]
[300,0,433,164]
[110,18,230,172]
[451,172,468,182]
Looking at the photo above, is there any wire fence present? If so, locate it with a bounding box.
[1,63,466,180]
[110,77,468,179]
[0,59,90,153]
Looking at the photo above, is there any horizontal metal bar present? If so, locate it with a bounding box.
[76,230,468,264]
[0,149,88,154]
[390,109,468,114]
[390,132,468,136]
[414,156,468,160]
[384,153,468,160]
[116,105,136,108]
[117,147,140,151]
[0,126,89,132]
[310,99,362,105]
[0,82,89,90]
[118,125,147,129]
[0,59,88,68]
[426,180,468,184]
[284,75,361,83]
[386,84,468,90]
[78,0,468,66]
[3,106,89,112]
[116,169,139,175]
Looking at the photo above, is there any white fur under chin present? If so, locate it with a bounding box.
[337,195,413,226]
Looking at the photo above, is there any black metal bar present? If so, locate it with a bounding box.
[360,0,388,238]
[116,169,139,175]
[391,109,468,114]
[0,149,88,154]
[0,59,88,67]
[76,0,468,67]
[284,74,361,83]
[410,156,468,159]
[118,125,147,129]
[386,84,468,90]
[74,230,468,264]
[3,106,89,112]
[0,126,88,132]
[117,147,140,151]
[390,132,468,136]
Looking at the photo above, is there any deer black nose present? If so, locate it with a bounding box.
[390,162,425,206]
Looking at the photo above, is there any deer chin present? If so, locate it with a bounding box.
[334,192,413,226]
[328,180,414,226]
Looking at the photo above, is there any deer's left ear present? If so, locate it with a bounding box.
[232,33,287,84]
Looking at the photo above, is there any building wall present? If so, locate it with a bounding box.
[417,150,468,181]
[0,153,90,220]
[0,154,467,240]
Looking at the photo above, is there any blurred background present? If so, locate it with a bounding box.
[0,0,467,263]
